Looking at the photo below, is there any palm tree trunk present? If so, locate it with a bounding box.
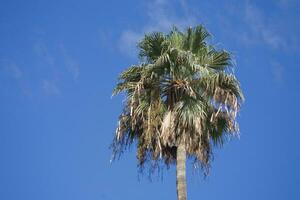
[176,140,187,200]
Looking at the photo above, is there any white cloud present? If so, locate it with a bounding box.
[144,0,196,32]
[271,61,284,84]
[34,41,55,67]
[33,40,62,96]
[65,59,80,80]
[0,59,23,79]
[215,1,295,51]
[243,1,287,49]
[277,0,299,8]
[118,0,198,57]
[59,44,80,80]
[42,80,60,96]
[10,64,22,79]
[119,30,142,58]
[118,0,292,56]
[0,59,33,96]
[30,40,81,97]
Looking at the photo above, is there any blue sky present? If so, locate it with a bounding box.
[0,0,300,199]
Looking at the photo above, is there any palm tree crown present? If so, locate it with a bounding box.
[111,25,244,175]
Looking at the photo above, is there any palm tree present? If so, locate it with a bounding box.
[111,25,244,200]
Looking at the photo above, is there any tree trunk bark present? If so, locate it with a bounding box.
[176,140,187,200]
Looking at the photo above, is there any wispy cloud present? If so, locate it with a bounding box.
[42,79,60,96]
[33,39,61,96]
[118,30,142,58]
[31,39,81,97]
[0,59,32,96]
[242,1,287,49]
[34,40,56,67]
[211,0,298,52]
[144,0,196,32]
[118,0,294,56]
[271,61,284,84]
[59,44,80,80]
[4,61,23,79]
[118,0,198,57]
[277,0,300,8]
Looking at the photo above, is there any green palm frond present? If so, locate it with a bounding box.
[206,50,232,70]
[138,32,166,62]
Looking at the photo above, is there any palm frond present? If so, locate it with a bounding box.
[138,32,166,62]
[191,25,210,53]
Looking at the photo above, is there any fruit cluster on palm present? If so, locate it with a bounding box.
[111,25,244,200]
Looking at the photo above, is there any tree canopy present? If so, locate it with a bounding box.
[111,25,244,175]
